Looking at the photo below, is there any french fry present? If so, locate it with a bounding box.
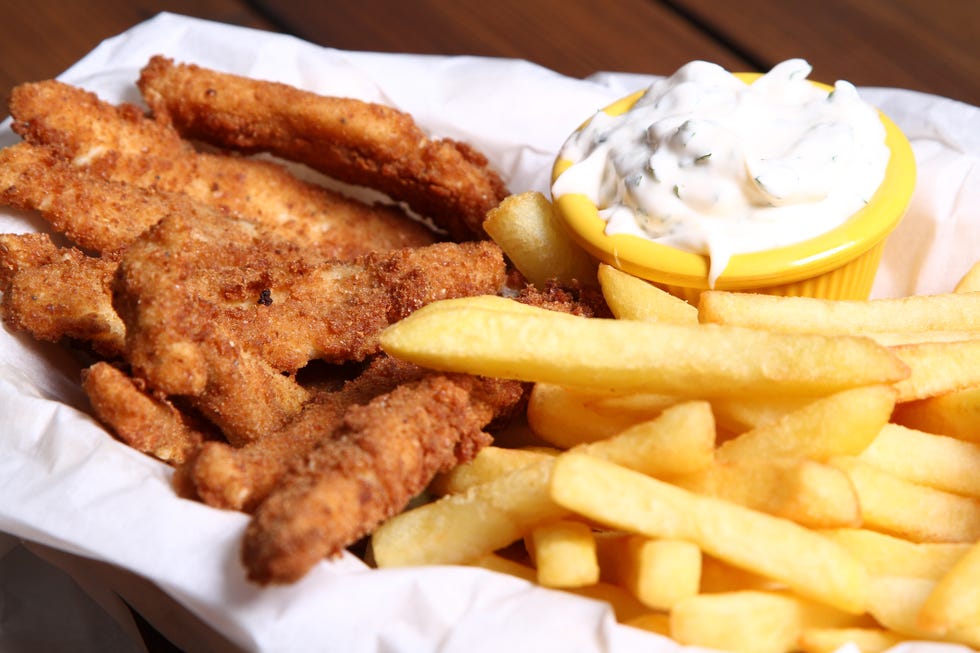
[671,458,861,529]
[867,576,980,648]
[377,248,980,647]
[371,401,714,567]
[526,383,678,448]
[865,330,980,346]
[858,423,980,498]
[575,400,716,478]
[549,453,869,613]
[468,551,537,582]
[698,289,980,334]
[918,539,980,634]
[798,627,903,653]
[428,446,555,496]
[622,612,671,637]
[380,298,909,396]
[371,456,557,568]
[889,339,980,402]
[669,590,864,653]
[831,456,980,543]
[595,535,701,610]
[526,520,599,588]
[596,263,698,324]
[821,528,970,581]
[482,191,596,287]
[892,385,980,443]
[709,394,814,434]
[469,553,651,622]
[715,385,896,463]
[699,554,781,594]
[955,260,980,293]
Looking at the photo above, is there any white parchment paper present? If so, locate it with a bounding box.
[0,12,978,653]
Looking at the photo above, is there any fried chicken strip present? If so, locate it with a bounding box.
[0,233,125,357]
[81,362,207,465]
[137,56,509,241]
[242,373,525,584]
[0,141,218,254]
[185,356,430,512]
[9,80,437,259]
[114,210,506,444]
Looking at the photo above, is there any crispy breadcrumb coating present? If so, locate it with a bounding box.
[138,56,509,241]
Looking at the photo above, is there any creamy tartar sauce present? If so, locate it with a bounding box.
[552,59,890,284]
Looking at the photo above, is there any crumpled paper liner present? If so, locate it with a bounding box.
[0,11,977,653]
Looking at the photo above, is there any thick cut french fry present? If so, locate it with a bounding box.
[469,553,651,622]
[831,456,980,543]
[699,554,781,594]
[864,330,980,346]
[380,299,909,396]
[698,290,980,334]
[429,446,555,496]
[371,401,714,567]
[918,539,980,635]
[670,590,863,653]
[709,395,814,435]
[526,520,599,588]
[371,457,557,567]
[596,535,701,610]
[890,339,980,402]
[526,383,678,448]
[892,385,980,444]
[798,627,903,653]
[859,423,980,498]
[671,458,861,529]
[549,453,868,613]
[867,576,980,648]
[482,191,596,287]
[468,551,537,582]
[821,528,970,581]
[597,263,698,324]
[715,385,896,463]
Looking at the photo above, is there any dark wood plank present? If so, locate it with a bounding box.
[250,0,753,79]
[669,0,980,106]
[0,0,277,106]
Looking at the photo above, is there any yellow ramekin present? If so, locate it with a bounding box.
[552,75,917,302]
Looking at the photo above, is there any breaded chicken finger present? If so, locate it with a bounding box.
[82,362,208,465]
[10,80,437,259]
[242,373,525,584]
[138,56,509,241]
[0,233,125,357]
[186,356,429,512]
[114,210,506,444]
[0,141,214,254]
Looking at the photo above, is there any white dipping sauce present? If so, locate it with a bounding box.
[552,59,890,285]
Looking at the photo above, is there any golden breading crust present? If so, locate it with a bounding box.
[0,63,524,583]
[0,233,125,358]
[0,142,208,254]
[10,79,438,259]
[113,208,507,444]
[137,56,509,241]
[183,355,431,512]
[242,373,525,584]
[81,362,208,465]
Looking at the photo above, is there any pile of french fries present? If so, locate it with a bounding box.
[371,192,980,653]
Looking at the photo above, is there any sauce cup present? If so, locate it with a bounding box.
[551,75,916,302]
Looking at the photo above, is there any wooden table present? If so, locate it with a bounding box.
[0,1,976,651]
[1,0,978,107]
